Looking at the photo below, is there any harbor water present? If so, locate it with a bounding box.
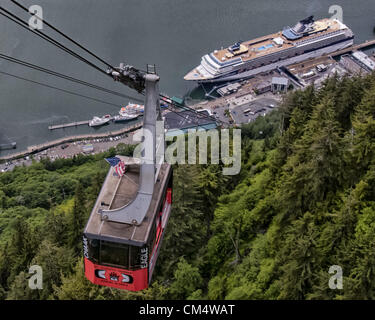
[0,0,374,155]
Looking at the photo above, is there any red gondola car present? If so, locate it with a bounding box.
[83,157,172,291]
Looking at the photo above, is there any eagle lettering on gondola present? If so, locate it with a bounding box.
[140,247,148,269]
[82,236,89,259]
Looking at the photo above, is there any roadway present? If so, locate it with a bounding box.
[0,132,137,173]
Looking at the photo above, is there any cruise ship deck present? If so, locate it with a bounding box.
[214,19,341,64]
[184,17,350,82]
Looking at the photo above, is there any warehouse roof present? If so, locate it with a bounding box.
[164,110,216,131]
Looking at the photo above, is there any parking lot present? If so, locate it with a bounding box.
[211,106,233,125]
[230,97,279,124]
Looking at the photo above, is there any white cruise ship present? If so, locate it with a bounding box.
[184,16,354,83]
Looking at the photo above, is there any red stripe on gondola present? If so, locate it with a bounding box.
[166,188,172,204]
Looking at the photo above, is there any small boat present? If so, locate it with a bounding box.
[113,114,139,123]
[119,103,144,117]
[0,142,16,150]
[89,116,111,127]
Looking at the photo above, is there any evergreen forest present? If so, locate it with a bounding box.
[1,73,375,299]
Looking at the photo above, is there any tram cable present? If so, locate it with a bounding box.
[10,0,116,71]
[0,6,110,77]
[0,52,143,102]
[0,55,197,120]
[159,93,226,125]
[163,104,208,125]
[5,2,223,124]
[0,70,124,108]
[1,2,226,125]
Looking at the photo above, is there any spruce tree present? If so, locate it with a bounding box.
[69,182,86,256]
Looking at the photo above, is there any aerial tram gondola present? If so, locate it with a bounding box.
[83,65,173,291]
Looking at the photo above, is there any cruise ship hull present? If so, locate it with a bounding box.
[184,17,355,84]
[193,38,354,83]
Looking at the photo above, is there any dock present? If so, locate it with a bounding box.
[0,142,16,150]
[0,120,142,162]
[48,116,121,130]
[48,120,90,130]
[330,39,375,57]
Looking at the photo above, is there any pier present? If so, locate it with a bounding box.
[48,120,90,130]
[48,116,122,130]
[330,39,375,57]
[0,120,142,162]
[0,142,16,150]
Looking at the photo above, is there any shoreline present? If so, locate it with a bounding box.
[2,40,374,164]
[0,120,142,163]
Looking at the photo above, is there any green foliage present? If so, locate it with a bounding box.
[69,182,87,255]
[31,240,75,299]
[55,259,110,300]
[204,73,375,300]
[241,110,280,141]
[169,257,203,299]
[3,74,375,300]
[6,271,39,300]
[156,165,205,279]
[0,152,109,298]
[115,143,136,156]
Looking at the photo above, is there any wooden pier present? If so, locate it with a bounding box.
[48,120,90,130]
[0,142,16,150]
[48,116,118,130]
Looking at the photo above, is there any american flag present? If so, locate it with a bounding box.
[105,157,126,177]
[115,160,126,177]
[105,157,121,167]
